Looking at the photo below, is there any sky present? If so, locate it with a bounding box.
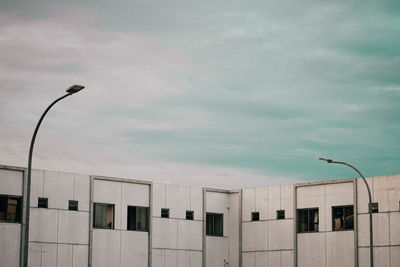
[0,0,399,189]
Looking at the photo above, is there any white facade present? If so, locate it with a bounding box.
[0,164,399,267]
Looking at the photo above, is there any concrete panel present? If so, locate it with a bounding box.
[73,174,90,212]
[326,231,354,267]
[268,219,294,250]
[281,185,294,219]
[297,233,325,267]
[190,251,202,267]
[357,177,374,214]
[191,186,203,221]
[281,250,294,267]
[29,208,58,243]
[30,169,44,208]
[206,236,228,267]
[206,192,229,236]
[165,249,178,267]
[175,185,191,219]
[255,252,268,267]
[152,249,164,267]
[177,220,202,250]
[0,223,21,267]
[43,170,74,210]
[57,244,72,267]
[358,247,369,267]
[358,213,389,246]
[373,175,400,212]
[296,185,325,231]
[28,242,41,267]
[256,187,268,220]
[121,183,149,229]
[242,221,268,252]
[93,180,121,230]
[152,183,166,217]
[165,184,182,219]
[58,210,89,244]
[325,182,354,231]
[242,252,255,267]
[177,250,190,267]
[242,188,255,222]
[228,192,240,267]
[92,229,121,267]
[41,243,57,267]
[121,231,148,267]
[384,175,400,211]
[72,245,88,267]
[375,246,390,267]
[152,217,178,249]
[390,246,400,267]
[390,212,400,245]
[0,168,23,196]
[268,251,281,267]
[267,186,280,220]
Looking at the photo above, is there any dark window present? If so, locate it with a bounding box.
[251,212,259,221]
[186,210,194,220]
[297,208,319,233]
[161,208,169,218]
[206,213,223,236]
[68,200,78,211]
[38,197,48,208]
[127,206,149,231]
[0,195,22,222]
[370,202,379,213]
[277,210,285,220]
[93,203,114,229]
[332,205,354,231]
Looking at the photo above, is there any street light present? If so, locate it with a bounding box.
[319,158,374,267]
[24,85,85,267]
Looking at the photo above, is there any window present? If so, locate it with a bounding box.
[370,202,379,213]
[38,197,48,208]
[332,205,354,231]
[0,195,22,222]
[297,208,319,233]
[127,206,149,231]
[69,200,78,211]
[161,208,169,218]
[93,203,114,229]
[206,213,223,236]
[251,212,259,221]
[186,210,194,220]
[277,210,285,220]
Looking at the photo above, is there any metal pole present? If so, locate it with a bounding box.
[319,158,373,267]
[24,93,72,267]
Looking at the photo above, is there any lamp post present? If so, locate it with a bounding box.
[24,85,85,267]
[319,158,373,267]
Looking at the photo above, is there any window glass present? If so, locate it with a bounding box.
[127,206,149,231]
[161,208,169,218]
[206,213,223,236]
[93,203,114,229]
[297,208,319,233]
[277,210,285,220]
[332,205,354,231]
[186,210,194,220]
[38,197,48,208]
[69,200,78,211]
[0,195,22,222]
[0,196,7,220]
[251,212,259,221]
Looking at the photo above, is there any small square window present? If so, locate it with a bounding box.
[277,210,285,220]
[161,208,169,218]
[127,206,149,231]
[370,202,378,213]
[69,200,78,211]
[251,212,259,221]
[38,198,48,208]
[186,210,194,220]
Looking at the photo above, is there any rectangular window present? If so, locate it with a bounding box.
[186,210,194,220]
[370,202,379,213]
[0,195,22,222]
[38,197,48,208]
[161,208,169,218]
[251,212,259,221]
[206,213,223,236]
[332,205,354,231]
[93,203,114,229]
[68,200,78,211]
[297,208,319,233]
[277,210,285,220]
[127,206,149,231]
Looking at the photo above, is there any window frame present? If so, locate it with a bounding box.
[297,207,319,233]
[93,202,115,229]
[332,205,354,231]
[206,212,224,237]
[0,194,22,223]
[127,205,149,232]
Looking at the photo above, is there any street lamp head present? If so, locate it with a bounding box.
[319,157,333,163]
[66,84,85,95]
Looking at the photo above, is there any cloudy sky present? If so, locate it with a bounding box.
[1,0,399,188]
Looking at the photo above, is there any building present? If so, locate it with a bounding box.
[0,164,399,267]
